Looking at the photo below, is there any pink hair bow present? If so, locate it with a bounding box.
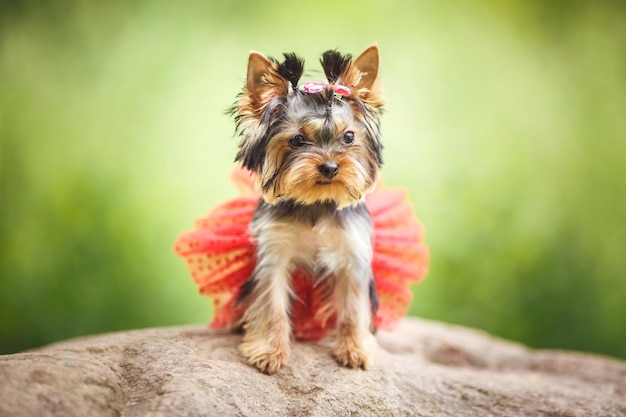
[301,81,351,97]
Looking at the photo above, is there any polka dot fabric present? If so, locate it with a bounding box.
[174,168,428,339]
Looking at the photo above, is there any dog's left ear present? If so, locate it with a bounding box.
[353,45,379,93]
[326,44,384,108]
[351,44,384,107]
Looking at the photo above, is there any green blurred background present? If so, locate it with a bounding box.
[1,0,625,358]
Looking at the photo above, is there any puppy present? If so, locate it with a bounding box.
[230,45,385,374]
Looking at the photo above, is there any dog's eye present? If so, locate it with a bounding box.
[288,135,306,148]
[343,131,355,145]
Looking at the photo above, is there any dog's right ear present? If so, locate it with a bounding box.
[246,52,277,100]
[244,51,291,116]
[233,51,304,172]
[233,51,300,172]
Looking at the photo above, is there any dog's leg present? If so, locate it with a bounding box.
[238,264,292,374]
[319,210,378,369]
[330,267,378,369]
[238,217,296,375]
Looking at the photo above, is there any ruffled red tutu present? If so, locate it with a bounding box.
[174,168,428,340]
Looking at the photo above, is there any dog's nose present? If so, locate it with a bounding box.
[318,161,339,179]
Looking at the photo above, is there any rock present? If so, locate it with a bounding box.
[0,318,624,417]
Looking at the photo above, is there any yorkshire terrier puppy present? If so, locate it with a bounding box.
[231,45,385,374]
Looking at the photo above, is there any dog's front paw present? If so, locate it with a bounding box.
[332,332,377,369]
[239,338,290,375]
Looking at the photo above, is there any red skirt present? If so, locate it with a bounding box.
[174,168,428,340]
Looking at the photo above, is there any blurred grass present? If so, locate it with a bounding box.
[1,0,625,357]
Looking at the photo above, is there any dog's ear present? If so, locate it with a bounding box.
[244,51,290,114]
[353,45,379,95]
[246,52,273,97]
[234,52,304,172]
[350,44,384,107]
[323,44,384,108]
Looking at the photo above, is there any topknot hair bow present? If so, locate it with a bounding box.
[301,81,352,97]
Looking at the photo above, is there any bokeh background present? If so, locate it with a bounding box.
[1,0,625,359]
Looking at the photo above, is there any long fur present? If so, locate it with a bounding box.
[231,45,385,374]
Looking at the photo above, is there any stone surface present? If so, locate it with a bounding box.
[0,318,625,417]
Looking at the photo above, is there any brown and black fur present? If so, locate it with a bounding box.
[230,45,385,374]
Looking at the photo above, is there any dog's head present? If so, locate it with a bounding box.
[231,45,384,208]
